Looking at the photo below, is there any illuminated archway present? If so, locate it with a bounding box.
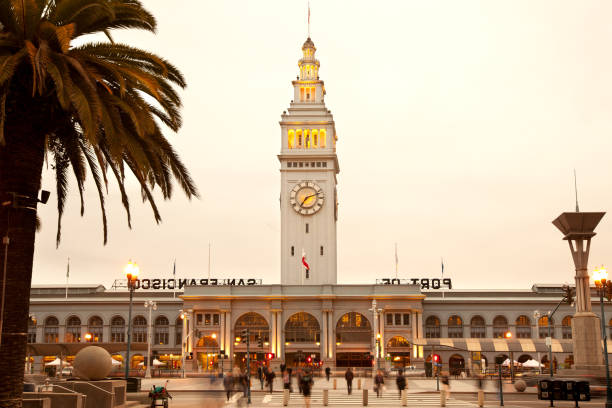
[234,312,270,343]
[284,312,320,343]
[335,312,371,343]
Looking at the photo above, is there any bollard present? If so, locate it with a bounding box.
[358,378,361,390]
[283,388,289,406]
[477,389,484,407]
[401,389,407,406]
[323,388,329,406]
[333,378,337,390]
[362,388,368,406]
[440,389,446,407]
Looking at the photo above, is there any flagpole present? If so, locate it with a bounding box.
[395,243,398,279]
[173,259,176,299]
[65,257,70,299]
[441,257,445,299]
[208,242,211,279]
[308,1,310,38]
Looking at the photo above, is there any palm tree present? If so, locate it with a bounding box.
[0,1,197,404]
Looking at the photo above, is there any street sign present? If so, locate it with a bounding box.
[545,337,552,347]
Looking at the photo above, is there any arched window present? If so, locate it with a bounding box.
[154,316,170,345]
[304,129,311,148]
[65,316,81,343]
[297,129,303,148]
[111,316,125,343]
[538,316,553,339]
[336,312,372,343]
[448,315,463,338]
[312,130,318,148]
[493,316,509,338]
[425,316,440,338]
[234,312,269,343]
[44,316,59,343]
[132,316,147,343]
[175,317,183,346]
[28,316,37,343]
[386,336,410,348]
[288,130,295,149]
[285,313,320,343]
[561,316,572,339]
[516,315,531,338]
[470,316,485,338]
[88,316,103,342]
[320,129,327,148]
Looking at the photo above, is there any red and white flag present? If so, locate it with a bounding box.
[302,249,310,278]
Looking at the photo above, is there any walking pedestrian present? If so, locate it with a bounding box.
[283,369,291,392]
[258,365,264,390]
[345,367,354,395]
[396,368,406,398]
[301,369,314,408]
[441,374,451,398]
[325,366,331,381]
[374,370,384,398]
[266,368,276,394]
[296,368,303,394]
[223,371,233,401]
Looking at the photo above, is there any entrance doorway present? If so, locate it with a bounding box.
[336,352,372,368]
[449,354,465,376]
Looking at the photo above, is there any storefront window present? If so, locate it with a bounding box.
[336,312,371,343]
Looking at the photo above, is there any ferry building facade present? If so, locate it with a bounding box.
[26,37,611,375]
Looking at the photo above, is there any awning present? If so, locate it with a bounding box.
[413,338,575,353]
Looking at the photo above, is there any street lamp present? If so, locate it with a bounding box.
[84,333,93,342]
[144,300,157,379]
[376,333,382,371]
[593,265,612,408]
[124,260,140,379]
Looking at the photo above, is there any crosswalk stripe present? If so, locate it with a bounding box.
[263,392,476,406]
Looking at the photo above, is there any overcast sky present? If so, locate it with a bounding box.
[32,1,612,290]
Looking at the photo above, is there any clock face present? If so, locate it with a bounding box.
[290,181,324,215]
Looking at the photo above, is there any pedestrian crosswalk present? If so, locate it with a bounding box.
[262,391,477,406]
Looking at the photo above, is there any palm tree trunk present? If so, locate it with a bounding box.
[0,119,46,408]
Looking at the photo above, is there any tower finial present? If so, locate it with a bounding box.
[574,169,580,212]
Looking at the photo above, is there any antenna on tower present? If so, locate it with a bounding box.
[574,169,580,212]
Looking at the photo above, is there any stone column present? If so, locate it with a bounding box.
[412,311,418,341]
[219,313,226,353]
[225,312,232,361]
[270,311,277,356]
[380,312,385,357]
[81,324,87,342]
[553,212,605,371]
[276,312,283,360]
[327,312,333,360]
[417,312,423,339]
[321,311,328,360]
[103,324,111,344]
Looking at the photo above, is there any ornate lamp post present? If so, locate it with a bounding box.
[124,261,140,379]
[552,211,605,370]
[144,300,157,379]
[592,266,612,408]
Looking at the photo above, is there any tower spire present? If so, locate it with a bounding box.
[308,1,311,38]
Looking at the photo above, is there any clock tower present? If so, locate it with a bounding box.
[279,37,339,285]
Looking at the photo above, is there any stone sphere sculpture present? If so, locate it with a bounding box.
[514,379,527,392]
[73,346,112,380]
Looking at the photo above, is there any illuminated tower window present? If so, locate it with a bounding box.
[305,129,311,148]
[312,130,318,147]
[320,129,327,148]
[288,129,295,149]
[300,87,305,102]
[297,129,303,147]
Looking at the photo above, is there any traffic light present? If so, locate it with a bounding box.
[432,354,440,363]
[257,335,263,348]
[241,329,248,343]
[562,284,576,305]
[306,356,312,364]
[266,353,275,360]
